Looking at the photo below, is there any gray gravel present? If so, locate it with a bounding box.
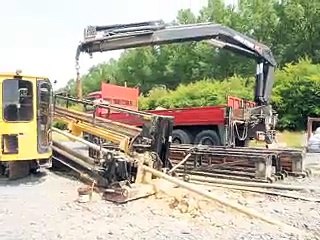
[1,153,320,240]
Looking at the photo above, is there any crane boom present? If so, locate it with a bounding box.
[76,20,276,106]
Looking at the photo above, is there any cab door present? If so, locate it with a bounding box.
[37,79,52,153]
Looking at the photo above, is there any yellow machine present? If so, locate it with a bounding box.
[0,71,53,179]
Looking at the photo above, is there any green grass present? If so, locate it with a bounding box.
[277,131,305,148]
[68,104,84,112]
[249,131,305,149]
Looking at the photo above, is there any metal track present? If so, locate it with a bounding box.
[93,143,306,183]
[168,144,306,183]
[171,144,305,173]
[52,105,305,185]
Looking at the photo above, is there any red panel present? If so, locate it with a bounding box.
[86,90,254,129]
[103,112,144,126]
[101,83,139,110]
[227,96,255,109]
[148,106,226,126]
[99,106,226,127]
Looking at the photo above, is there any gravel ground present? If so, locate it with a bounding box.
[1,153,320,240]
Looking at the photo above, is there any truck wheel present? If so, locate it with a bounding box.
[172,129,192,144]
[194,130,220,146]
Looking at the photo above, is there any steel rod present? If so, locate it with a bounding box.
[52,145,93,171]
[52,127,124,157]
[53,140,95,166]
[190,181,320,202]
[168,153,191,174]
[188,175,320,191]
[52,155,95,183]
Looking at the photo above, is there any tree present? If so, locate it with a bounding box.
[272,0,320,65]
[70,0,320,131]
[272,59,320,130]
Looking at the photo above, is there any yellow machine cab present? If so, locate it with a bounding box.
[0,70,53,179]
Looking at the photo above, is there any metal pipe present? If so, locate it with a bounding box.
[189,180,320,202]
[55,95,171,120]
[52,155,95,184]
[142,165,304,235]
[168,153,191,174]
[52,145,93,171]
[187,175,320,192]
[52,127,121,157]
[55,106,141,133]
[52,140,96,166]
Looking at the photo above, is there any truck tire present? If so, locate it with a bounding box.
[172,129,192,144]
[194,130,220,146]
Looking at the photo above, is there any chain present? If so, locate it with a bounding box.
[75,59,80,85]
[75,59,82,99]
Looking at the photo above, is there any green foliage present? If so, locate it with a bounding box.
[272,59,320,130]
[140,60,320,131]
[61,0,320,131]
[73,0,320,96]
[139,76,254,110]
[53,121,67,130]
[64,0,320,94]
[272,0,320,64]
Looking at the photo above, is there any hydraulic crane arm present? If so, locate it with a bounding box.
[76,20,276,105]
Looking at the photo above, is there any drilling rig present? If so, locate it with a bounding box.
[51,20,307,203]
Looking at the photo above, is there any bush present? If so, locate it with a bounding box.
[272,59,320,130]
[140,59,320,131]
[139,76,254,110]
[53,121,67,130]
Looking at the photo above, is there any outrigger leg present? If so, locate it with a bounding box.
[7,161,31,180]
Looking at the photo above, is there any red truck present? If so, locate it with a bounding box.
[85,83,255,146]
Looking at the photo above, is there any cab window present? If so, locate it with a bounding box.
[3,79,33,121]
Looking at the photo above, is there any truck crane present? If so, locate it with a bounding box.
[75,20,278,146]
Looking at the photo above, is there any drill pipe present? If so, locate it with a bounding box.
[53,140,96,166]
[187,175,320,192]
[167,153,192,174]
[52,155,95,185]
[142,165,304,235]
[189,181,320,202]
[52,127,128,159]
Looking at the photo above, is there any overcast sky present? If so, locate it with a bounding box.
[0,0,211,88]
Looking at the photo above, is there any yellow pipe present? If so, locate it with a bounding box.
[54,116,132,153]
